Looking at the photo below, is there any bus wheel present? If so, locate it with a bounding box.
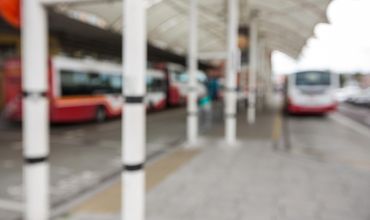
[96,106,106,122]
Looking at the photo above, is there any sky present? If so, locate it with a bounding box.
[272,0,370,74]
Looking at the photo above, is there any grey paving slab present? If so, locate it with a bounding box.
[146,139,370,220]
[146,111,370,220]
[57,213,120,220]
[51,109,370,220]
[286,114,370,172]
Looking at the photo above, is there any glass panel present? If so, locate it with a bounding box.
[295,71,331,86]
[147,76,165,92]
[60,70,122,96]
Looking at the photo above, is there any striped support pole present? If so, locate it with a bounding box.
[187,0,199,145]
[225,0,239,144]
[248,15,258,124]
[122,0,147,220]
[22,1,50,220]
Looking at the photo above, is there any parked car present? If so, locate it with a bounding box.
[346,88,370,107]
[335,85,361,102]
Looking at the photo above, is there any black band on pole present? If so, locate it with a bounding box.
[124,163,144,171]
[22,91,47,98]
[125,96,144,104]
[25,156,48,164]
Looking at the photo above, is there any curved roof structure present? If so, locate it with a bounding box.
[53,0,332,59]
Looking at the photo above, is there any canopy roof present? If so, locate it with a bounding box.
[53,0,332,59]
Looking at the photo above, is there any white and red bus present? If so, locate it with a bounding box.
[170,70,208,100]
[285,70,338,114]
[159,63,209,106]
[152,62,184,107]
[146,69,167,110]
[3,56,167,123]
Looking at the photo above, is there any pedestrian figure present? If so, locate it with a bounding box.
[199,94,212,130]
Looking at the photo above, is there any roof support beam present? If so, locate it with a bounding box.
[199,51,227,60]
[284,0,327,20]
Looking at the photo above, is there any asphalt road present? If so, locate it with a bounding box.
[283,111,370,172]
[338,103,370,128]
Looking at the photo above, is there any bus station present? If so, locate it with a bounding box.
[0,0,370,219]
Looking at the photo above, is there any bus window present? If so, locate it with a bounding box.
[296,71,331,86]
[147,77,165,93]
[61,70,122,96]
[110,75,122,94]
[61,70,90,96]
[89,73,105,94]
[153,79,166,92]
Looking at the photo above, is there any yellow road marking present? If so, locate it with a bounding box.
[71,148,199,214]
[146,149,199,190]
[272,112,282,141]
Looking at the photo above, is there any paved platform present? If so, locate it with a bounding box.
[57,109,370,220]
[0,108,193,220]
[148,143,370,220]
[2,104,370,220]
[338,103,370,128]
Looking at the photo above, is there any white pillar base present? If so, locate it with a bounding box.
[24,162,49,220]
[123,170,145,220]
[248,106,256,124]
[225,116,236,144]
[216,138,242,148]
[187,114,198,146]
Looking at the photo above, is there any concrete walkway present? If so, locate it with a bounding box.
[57,110,370,220]
[147,140,370,220]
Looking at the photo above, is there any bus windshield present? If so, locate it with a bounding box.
[295,71,331,86]
[176,72,207,83]
[147,77,166,92]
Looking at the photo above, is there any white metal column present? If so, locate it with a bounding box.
[240,0,251,109]
[22,1,49,220]
[248,16,258,124]
[187,0,199,145]
[257,40,265,110]
[261,46,269,107]
[225,0,239,144]
[122,0,147,220]
[265,51,273,107]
